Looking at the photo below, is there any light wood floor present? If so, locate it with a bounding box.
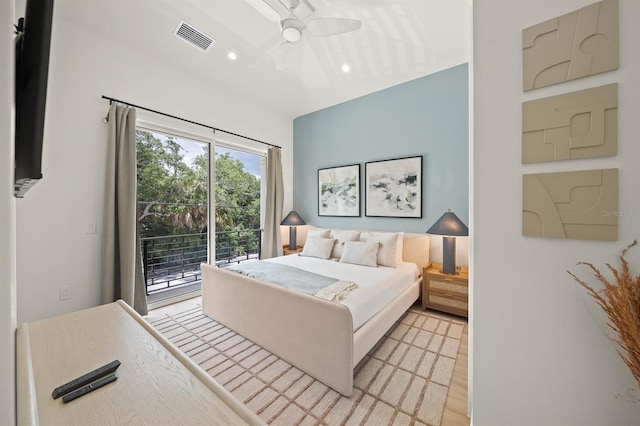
[149,297,470,426]
[438,309,470,426]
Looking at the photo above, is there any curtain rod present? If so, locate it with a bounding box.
[101,95,281,149]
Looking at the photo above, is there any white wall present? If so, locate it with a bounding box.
[0,0,16,423]
[16,4,293,323]
[473,0,640,424]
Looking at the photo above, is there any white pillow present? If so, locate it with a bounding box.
[330,229,361,259]
[339,241,380,267]
[300,237,335,259]
[364,232,402,267]
[307,228,330,238]
[396,232,405,262]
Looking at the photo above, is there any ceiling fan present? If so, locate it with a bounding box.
[252,0,362,43]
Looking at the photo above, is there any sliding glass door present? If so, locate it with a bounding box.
[213,146,263,265]
[136,126,265,305]
[136,128,210,304]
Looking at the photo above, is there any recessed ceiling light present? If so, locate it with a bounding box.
[227,51,237,60]
[341,63,350,73]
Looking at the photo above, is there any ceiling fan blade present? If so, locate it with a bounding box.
[266,40,297,70]
[306,18,362,37]
[245,0,285,21]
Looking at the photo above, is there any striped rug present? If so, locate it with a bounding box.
[147,302,465,426]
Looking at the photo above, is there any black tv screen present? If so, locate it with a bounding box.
[14,0,54,198]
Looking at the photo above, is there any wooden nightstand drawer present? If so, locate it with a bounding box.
[427,290,468,312]
[428,278,468,295]
[422,263,468,317]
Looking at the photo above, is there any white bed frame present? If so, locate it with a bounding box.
[201,232,429,396]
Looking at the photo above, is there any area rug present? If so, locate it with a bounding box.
[147,302,464,425]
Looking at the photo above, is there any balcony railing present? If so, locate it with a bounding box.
[141,229,262,296]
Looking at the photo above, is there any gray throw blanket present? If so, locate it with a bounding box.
[224,261,357,302]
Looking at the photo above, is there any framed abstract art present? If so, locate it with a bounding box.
[318,164,360,217]
[365,156,422,218]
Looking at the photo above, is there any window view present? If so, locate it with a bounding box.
[136,129,210,303]
[214,147,262,266]
[136,128,263,304]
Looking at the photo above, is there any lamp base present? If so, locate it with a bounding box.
[288,226,297,250]
[441,236,457,274]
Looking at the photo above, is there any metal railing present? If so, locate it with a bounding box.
[214,229,262,266]
[141,229,262,296]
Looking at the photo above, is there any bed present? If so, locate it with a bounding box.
[200,229,429,396]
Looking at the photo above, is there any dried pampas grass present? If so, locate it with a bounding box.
[568,240,640,388]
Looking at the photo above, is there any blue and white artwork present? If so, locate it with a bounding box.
[318,164,360,217]
[365,156,422,218]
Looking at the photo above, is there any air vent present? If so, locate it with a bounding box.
[174,20,214,51]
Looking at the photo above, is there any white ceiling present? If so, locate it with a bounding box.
[57,0,471,119]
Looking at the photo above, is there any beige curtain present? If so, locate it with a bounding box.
[102,103,147,315]
[261,147,284,259]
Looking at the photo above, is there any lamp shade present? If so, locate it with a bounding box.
[426,209,468,236]
[281,210,306,226]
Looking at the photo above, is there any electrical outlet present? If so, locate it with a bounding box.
[87,222,97,234]
[59,286,72,301]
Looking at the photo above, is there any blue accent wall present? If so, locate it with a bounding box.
[293,63,469,233]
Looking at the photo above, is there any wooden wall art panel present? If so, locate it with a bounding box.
[522,168,618,240]
[522,0,619,91]
[522,83,617,163]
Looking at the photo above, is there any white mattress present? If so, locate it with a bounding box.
[266,255,420,331]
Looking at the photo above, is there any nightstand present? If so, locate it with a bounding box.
[283,245,303,255]
[422,262,468,317]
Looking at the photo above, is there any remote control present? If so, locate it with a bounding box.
[62,373,118,403]
[52,360,121,399]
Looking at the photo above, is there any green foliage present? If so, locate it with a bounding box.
[215,152,260,233]
[136,130,261,248]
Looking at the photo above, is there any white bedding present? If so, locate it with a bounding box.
[265,254,420,331]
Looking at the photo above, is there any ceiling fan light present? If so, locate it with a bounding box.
[282,26,301,42]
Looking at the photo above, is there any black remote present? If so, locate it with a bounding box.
[62,373,118,403]
[52,360,121,399]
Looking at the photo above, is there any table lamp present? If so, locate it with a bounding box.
[281,210,306,250]
[426,209,468,274]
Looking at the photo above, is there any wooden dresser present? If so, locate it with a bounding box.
[422,262,469,317]
[16,300,265,425]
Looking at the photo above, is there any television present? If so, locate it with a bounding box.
[14,0,54,198]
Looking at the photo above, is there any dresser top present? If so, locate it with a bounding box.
[17,301,262,425]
